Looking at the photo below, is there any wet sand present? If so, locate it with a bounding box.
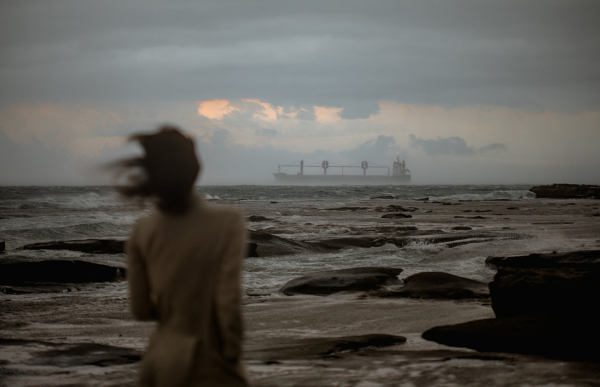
[2,198,600,386]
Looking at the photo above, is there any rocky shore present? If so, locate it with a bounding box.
[2,196,600,386]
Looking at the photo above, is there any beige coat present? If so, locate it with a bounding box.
[127,195,247,387]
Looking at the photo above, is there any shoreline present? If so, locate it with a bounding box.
[1,197,600,386]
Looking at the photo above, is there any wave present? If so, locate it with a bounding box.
[14,192,123,210]
[427,189,535,202]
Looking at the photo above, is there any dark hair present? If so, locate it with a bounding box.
[111,125,200,214]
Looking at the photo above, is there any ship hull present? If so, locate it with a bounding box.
[272,173,410,185]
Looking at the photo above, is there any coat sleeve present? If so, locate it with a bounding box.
[127,221,158,321]
[214,212,247,362]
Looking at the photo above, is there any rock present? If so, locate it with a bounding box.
[422,249,600,361]
[381,213,412,219]
[0,339,141,367]
[370,195,396,200]
[451,226,472,231]
[20,239,125,254]
[0,260,126,286]
[0,241,4,252]
[376,272,489,300]
[253,334,406,361]
[385,205,417,212]
[248,231,338,257]
[247,215,272,222]
[486,250,600,318]
[422,314,600,362]
[326,206,369,211]
[530,184,600,199]
[414,197,429,201]
[280,267,402,296]
[474,209,491,213]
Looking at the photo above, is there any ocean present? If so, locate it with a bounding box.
[0,185,535,295]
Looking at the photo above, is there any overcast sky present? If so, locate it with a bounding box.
[1,0,599,185]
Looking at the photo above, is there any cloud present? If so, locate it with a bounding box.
[409,134,476,156]
[479,142,508,153]
[295,108,315,121]
[340,102,380,119]
[256,128,277,137]
[2,1,599,112]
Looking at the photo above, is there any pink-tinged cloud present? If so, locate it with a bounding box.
[197,99,239,120]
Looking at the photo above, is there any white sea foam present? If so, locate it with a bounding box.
[428,189,535,202]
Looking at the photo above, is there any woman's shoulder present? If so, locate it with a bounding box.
[203,203,244,224]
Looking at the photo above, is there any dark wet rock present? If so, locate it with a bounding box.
[326,206,369,211]
[376,272,489,300]
[463,210,472,212]
[423,249,600,360]
[0,260,126,286]
[474,209,491,213]
[456,216,487,219]
[247,215,272,222]
[381,213,412,219]
[0,241,4,252]
[280,267,402,296]
[248,231,338,257]
[414,197,429,201]
[370,195,396,200]
[486,250,600,318]
[253,334,406,361]
[1,284,80,295]
[0,339,141,367]
[451,226,472,231]
[422,314,600,362]
[506,207,519,210]
[385,205,417,212]
[20,238,125,254]
[530,184,600,199]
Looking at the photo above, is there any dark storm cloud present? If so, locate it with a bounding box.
[409,134,476,156]
[1,1,599,112]
[479,142,508,153]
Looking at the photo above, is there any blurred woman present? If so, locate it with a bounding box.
[114,126,247,387]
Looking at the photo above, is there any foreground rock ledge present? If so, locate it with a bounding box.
[422,314,600,362]
[423,249,600,361]
[281,267,402,296]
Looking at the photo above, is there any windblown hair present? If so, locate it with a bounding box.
[111,126,200,214]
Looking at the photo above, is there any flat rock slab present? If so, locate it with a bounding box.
[252,334,407,360]
[375,272,489,300]
[281,267,402,296]
[20,238,125,254]
[381,213,412,219]
[248,231,339,257]
[0,260,126,286]
[247,215,272,222]
[422,314,600,362]
[0,339,141,367]
[530,184,600,199]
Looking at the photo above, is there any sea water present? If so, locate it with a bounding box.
[0,185,535,294]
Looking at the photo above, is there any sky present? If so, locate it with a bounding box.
[1,0,599,185]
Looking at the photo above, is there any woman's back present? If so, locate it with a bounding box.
[128,196,247,386]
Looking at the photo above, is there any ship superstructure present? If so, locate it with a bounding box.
[273,156,410,185]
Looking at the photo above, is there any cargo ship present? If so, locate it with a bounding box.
[273,156,411,185]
